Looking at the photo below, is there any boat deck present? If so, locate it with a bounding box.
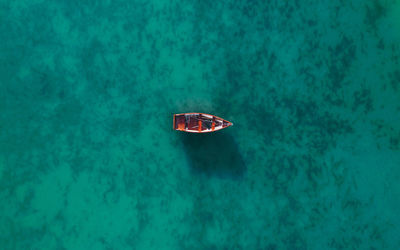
[174,113,232,133]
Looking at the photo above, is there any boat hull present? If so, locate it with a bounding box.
[173,113,233,133]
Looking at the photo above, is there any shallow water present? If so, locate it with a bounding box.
[1,0,400,249]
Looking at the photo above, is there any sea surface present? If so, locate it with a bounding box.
[1,0,400,249]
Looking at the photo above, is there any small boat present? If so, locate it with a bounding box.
[173,113,233,133]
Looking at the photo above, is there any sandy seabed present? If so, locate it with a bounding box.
[1,0,399,249]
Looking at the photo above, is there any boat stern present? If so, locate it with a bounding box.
[173,114,186,131]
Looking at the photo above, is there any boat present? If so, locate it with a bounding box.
[173,113,233,133]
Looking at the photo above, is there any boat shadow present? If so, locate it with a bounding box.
[179,131,246,180]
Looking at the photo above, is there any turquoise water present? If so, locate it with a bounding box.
[1,0,400,249]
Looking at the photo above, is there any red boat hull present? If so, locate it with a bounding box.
[173,113,233,133]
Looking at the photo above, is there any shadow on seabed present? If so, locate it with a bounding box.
[179,131,246,180]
